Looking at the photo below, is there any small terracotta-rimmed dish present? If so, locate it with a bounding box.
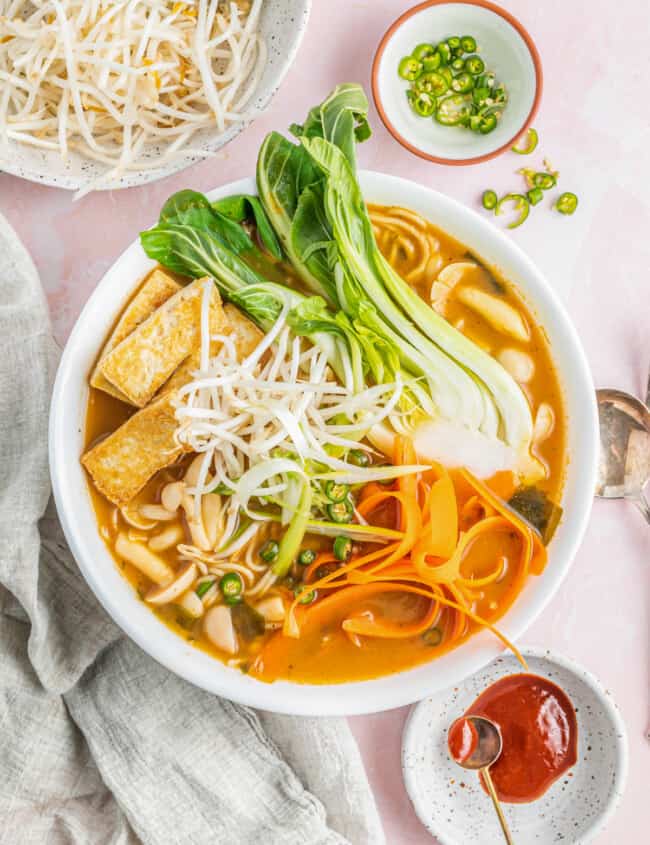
[372,0,542,165]
[402,648,628,844]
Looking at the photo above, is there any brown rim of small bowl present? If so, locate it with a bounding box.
[371,0,543,166]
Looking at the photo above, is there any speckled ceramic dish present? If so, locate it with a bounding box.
[402,648,628,844]
[0,0,311,192]
[372,0,542,165]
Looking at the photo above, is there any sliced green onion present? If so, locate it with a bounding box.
[527,187,544,206]
[349,449,370,467]
[412,42,436,61]
[460,35,477,52]
[196,580,215,599]
[259,539,279,562]
[298,548,316,566]
[327,499,354,523]
[496,193,530,229]
[532,172,557,190]
[219,572,243,605]
[333,535,353,562]
[511,127,538,155]
[465,55,484,75]
[325,480,350,503]
[294,585,316,605]
[398,56,422,82]
[451,72,474,94]
[556,192,578,215]
[482,189,498,211]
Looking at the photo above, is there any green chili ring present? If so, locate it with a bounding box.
[482,189,498,211]
[496,193,530,229]
[511,127,538,155]
[398,56,422,82]
[532,172,557,190]
[556,192,578,214]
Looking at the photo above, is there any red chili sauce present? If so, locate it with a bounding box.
[448,717,479,765]
[465,673,578,803]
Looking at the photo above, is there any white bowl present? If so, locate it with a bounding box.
[0,1,311,192]
[372,0,542,164]
[402,648,628,844]
[49,171,598,716]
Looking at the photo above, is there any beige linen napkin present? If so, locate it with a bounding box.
[0,210,385,845]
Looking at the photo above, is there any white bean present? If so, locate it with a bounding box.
[139,504,176,522]
[148,523,185,552]
[115,533,174,586]
[161,481,184,513]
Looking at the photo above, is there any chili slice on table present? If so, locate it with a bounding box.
[496,193,530,228]
[511,127,539,154]
[556,192,578,214]
[532,172,557,190]
[482,189,498,210]
[526,187,544,206]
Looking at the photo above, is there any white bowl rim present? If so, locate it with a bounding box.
[0,0,311,191]
[49,170,599,716]
[401,645,629,845]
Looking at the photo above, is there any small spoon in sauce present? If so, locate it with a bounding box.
[447,715,514,844]
[596,387,650,523]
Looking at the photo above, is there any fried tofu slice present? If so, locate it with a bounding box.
[161,304,264,396]
[81,392,189,507]
[90,269,182,402]
[99,277,226,408]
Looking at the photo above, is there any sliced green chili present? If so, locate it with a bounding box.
[196,579,215,599]
[325,480,350,503]
[259,539,279,562]
[219,572,243,605]
[446,36,461,51]
[451,57,465,72]
[298,548,316,566]
[527,187,544,206]
[478,113,497,134]
[294,585,316,605]
[532,172,557,190]
[412,42,436,61]
[511,127,538,155]
[415,71,449,97]
[398,56,422,82]
[482,189,498,210]
[496,193,530,229]
[333,535,353,562]
[435,95,472,126]
[460,35,477,52]
[464,55,485,75]
[436,42,452,65]
[413,92,436,117]
[556,192,578,215]
[451,72,474,93]
[326,499,354,523]
[422,53,442,71]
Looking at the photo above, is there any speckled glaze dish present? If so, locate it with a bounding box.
[402,648,628,844]
[0,0,311,192]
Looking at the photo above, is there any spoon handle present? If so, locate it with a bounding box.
[481,767,514,844]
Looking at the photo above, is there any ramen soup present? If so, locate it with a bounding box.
[83,200,565,685]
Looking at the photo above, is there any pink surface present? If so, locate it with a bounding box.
[1,1,649,842]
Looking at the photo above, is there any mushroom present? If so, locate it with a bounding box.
[255,595,285,624]
[430,261,478,313]
[203,605,238,654]
[115,533,174,585]
[176,589,204,619]
[497,347,535,383]
[456,287,530,342]
[181,491,211,551]
[184,454,208,487]
[161,481,184,513]
[202,493,222,549]
[145,561,197,605]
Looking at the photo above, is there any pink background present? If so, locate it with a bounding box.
[2,1,649,842]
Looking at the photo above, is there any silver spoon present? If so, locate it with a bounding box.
[448,715,514,844]
[596,388,650,522]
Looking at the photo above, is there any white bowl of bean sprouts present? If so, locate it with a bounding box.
[0,0,310,196]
